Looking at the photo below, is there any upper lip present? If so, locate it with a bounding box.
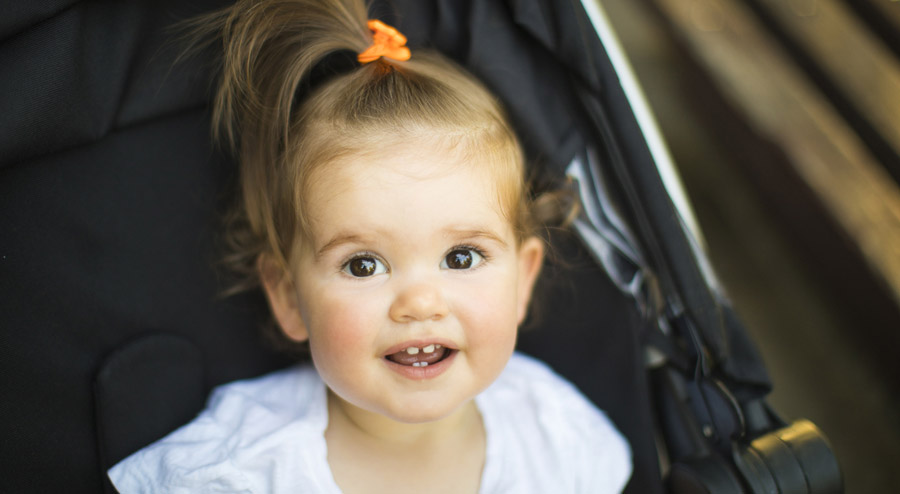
[381,338,459,357]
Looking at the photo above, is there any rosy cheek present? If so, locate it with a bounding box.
[456,278,519,346]
[307,290,380,361]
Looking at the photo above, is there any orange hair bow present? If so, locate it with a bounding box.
[357,19,411,64]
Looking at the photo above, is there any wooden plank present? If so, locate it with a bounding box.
[653,0,900,306]
[855,0,900,31]
[754,0,900,166]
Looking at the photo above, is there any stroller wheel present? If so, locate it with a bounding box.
[733,419,843,494]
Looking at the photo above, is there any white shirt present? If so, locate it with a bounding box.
[109,353,632,493]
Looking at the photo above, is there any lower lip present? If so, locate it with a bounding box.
[383,350,457,380]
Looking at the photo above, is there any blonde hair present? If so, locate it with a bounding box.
[182,0,564,296]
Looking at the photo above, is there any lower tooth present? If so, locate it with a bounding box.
[412,362,429,367]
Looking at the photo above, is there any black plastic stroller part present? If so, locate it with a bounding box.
[0,0,841,493]
[736,420,842,494]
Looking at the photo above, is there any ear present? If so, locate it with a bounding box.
[258,255,309,343]
[515,236,545,325]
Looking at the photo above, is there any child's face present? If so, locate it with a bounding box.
[263,143,543,425]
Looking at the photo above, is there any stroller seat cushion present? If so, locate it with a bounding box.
[108,352,632,493]
[94,333,207,471]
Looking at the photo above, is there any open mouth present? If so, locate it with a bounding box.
[385,344,455,368]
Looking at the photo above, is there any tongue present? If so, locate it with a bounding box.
[387,348,449,366]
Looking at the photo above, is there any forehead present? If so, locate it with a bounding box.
[303,143,509,237]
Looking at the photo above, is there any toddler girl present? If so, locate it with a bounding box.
[109,0,631,492]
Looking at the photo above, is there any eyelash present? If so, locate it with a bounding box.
[448,244,490,269]
[340,251,388,278]
[338,245,491,278]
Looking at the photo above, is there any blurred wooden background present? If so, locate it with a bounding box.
[594,0,900,491]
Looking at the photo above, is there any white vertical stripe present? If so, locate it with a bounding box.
[579,0,704,246]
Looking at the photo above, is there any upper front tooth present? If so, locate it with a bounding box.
[405,347,420,355]
[423,344,435,353]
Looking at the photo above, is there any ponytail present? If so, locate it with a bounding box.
[182,1,372,276]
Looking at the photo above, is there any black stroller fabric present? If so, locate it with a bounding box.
[1,1,772,493]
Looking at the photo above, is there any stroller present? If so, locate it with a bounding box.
[0,0,842,492]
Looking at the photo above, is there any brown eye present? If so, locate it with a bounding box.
[344,256,385,277]
[442,249,483,270]
[446,250,472,269]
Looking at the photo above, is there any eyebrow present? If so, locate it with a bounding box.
[443,228,510,249]
[315,232,371,260]
[314,227,510,260]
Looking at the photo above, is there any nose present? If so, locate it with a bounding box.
[389,280,449,322]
